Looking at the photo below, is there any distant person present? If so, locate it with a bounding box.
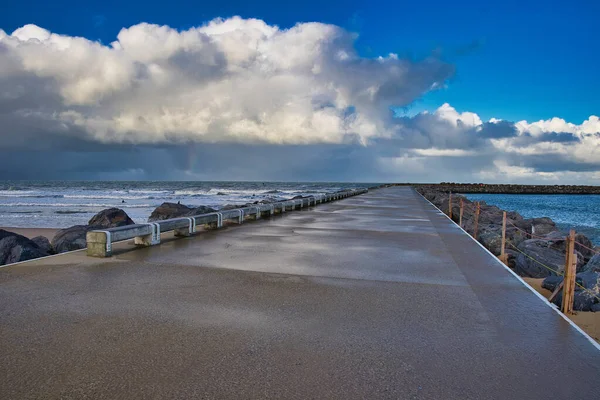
[177,201,180,205]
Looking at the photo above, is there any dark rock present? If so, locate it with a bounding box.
[149,203,193,221]
[31,235,53,254]
[51,225,93,253]
[478,228,503,255]
[573,234,594,260]
[216,192,226,195]
[189,205,216,215]
[549,272,600,311]
[521,217,558,236]
[0,229,49,265]
[148,203,216,221]
[583,254,600,273]
[515,239,568,278]
[592,303,600,312]
[542,275,563,292]
[88,208,135,228]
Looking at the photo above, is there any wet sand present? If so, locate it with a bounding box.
[0,227,58,241]
[523,277,600,344]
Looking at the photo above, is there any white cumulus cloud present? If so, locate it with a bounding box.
[0,17,453,145]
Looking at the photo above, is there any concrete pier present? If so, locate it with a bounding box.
[1,187,599,399]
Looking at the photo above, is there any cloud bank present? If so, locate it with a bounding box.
[0,17,599,183]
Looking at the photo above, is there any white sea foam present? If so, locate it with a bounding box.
[1,202,153,208]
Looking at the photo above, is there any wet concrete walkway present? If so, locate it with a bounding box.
[1,187,599,399]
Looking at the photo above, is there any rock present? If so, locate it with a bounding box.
[0,229,49,266]
[583,254,600,273]
[515,239,569,278]
[592,303,600,312]
[549,272,600,311]
[149,203,193,221]
[148,203,216,221]
[478,228,503,255]
[216,192,226,195]
[31,235,53,254]
[88,208,135,228]
[542,275,563,292]
[189,205,216,215]
[573,234,594,260]
[533,217,558,235]
[51,225,93,253]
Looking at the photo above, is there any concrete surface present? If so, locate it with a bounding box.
[1,187,599,399]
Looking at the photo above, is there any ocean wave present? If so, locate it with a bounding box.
[1,202,153,208]
[63,194,157,200]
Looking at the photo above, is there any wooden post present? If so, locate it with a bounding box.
[499,211,507,265]
[561,229,577,315]
[474,202,480,240]
[459,198,464,228]
[448,193,453,220]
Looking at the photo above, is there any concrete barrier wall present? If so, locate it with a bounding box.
[86,188,368,257]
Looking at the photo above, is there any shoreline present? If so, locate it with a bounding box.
[0,227,58,241]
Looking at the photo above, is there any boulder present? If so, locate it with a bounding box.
[478,228,503,255]
[542,275,563,292]
[0,229,49,266]
[525,217,558,236]
[148,203,216,221]
[189,205,216,215]
[149,202,193,221]
[88,208,135,228]
[550,272,600,311]
[583,254,600,273]
[544,232,594,262]
[573,234,594,260]
[515,239,573,278]
[51,225,93,253]
[31,235,53,254]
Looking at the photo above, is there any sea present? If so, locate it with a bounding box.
[0,181,378,229]
[464,193,600,245]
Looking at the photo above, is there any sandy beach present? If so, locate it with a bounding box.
[0,227,58,241]
[523,277,600,344]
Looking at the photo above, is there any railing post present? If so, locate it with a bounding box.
[561,229,577,315]
[448,192,453,220]
[499,211,507,265]
[474,202,480,240]
[459,198,464,228]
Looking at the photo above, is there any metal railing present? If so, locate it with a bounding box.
[86,189,368,257]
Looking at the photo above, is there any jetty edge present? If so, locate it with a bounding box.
[86,188,368,257]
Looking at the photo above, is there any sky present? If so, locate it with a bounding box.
[0,0,599,183]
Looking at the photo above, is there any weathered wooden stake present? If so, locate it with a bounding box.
[448,192,453,220]
[459,198,464,228]
[474,202,480,240]
[499,211,507,265]
[561,229,577,315]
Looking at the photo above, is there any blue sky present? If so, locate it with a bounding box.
[2,0,598,123]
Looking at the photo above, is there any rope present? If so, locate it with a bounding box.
[505,241,564,277]
[505,220,565,241]
[573,240,600,256]
[452,212,600,304]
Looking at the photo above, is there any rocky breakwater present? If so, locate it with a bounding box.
[416,186,600,312]
[0,208,136,266]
